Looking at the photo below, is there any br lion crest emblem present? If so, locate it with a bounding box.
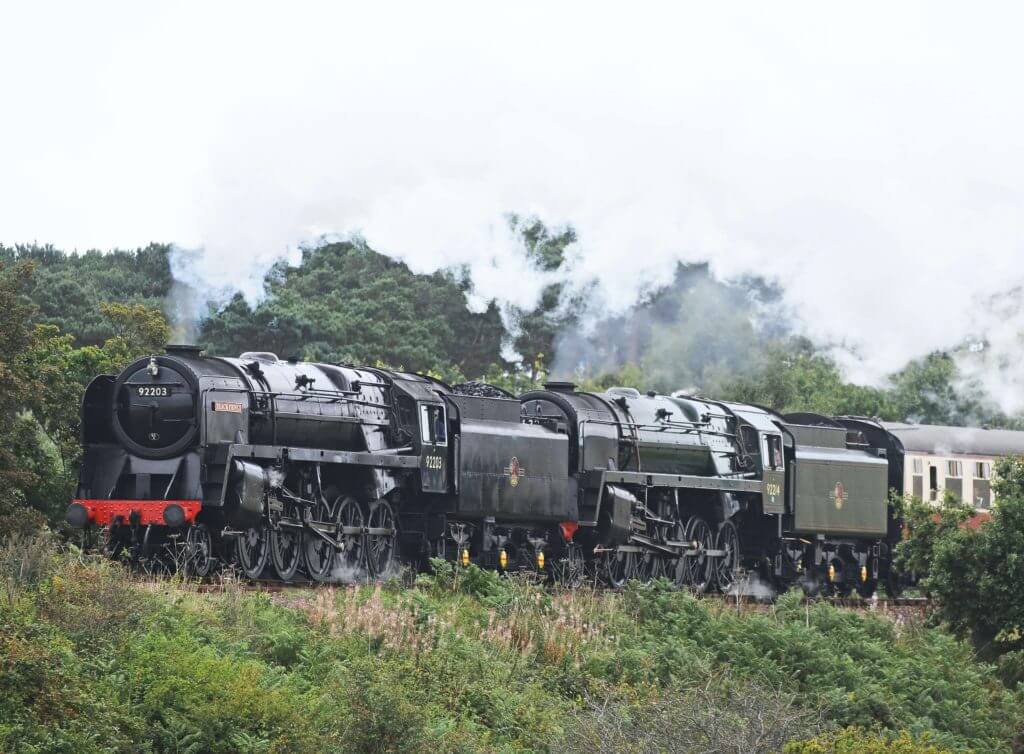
[834,481,846,510]
[504,456,525,487]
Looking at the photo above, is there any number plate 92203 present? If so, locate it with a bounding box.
[137,386,170,397]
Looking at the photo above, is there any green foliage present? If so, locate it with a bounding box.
[20,304,168,470]
[36,558,153,648]
[0,625,146,752]
[922,457,1024,658]
[98,301,173,355]
[993,455,1024,499]
[895,492,975,581]
[419,559,520,610]
[0,262,39,498]
[888,352,1019,428]
[120,628,322,753]
[505,216,582,381]
[997,649,1024,690]
[0,417,68,529]
[200,241,509,377]
[0,243,174,347]
[1,549,1022,753]
[611,583,1022,751]
[894,455,1024,683]
[784,728,954,754]
[0,259,173,530]
[560,673,821,754]
[717,341,1015,425]
[557,262,1019,428]
[480,357,547,395]
[721,339,894,417]
[515,215,576,273]
[0,532,54,606]
[560,263,776,396]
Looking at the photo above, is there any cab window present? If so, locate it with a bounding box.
[763,435,783,470]
[739,426,759,458]
[419,404,448,446]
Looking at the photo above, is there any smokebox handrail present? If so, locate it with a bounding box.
[249,388,395,413]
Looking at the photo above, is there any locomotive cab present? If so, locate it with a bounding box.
[417,401,449,493]
[387,374,452,494]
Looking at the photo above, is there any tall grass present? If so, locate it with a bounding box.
[0,531,54,605]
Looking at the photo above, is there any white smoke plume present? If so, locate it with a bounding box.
[728,572,778,603]
[954,288,1024,415]
[2,3,1024,409]
[163,245,236,343]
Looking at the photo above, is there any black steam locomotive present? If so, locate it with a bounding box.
[66,345,906,596]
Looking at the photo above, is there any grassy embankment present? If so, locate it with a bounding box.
[1,535,1021,753]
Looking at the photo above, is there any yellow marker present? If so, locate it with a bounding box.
[536,550,545,570]
[499,549,508,570]
[461,549,470,567]
[827,563,836,582]
[860,565,868,583]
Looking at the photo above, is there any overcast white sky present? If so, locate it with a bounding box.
[2,2,1023,405]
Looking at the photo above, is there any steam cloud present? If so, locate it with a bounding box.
[2,4,1024,411]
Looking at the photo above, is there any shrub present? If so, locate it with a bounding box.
[613,580,1024,752]
[0,613,144,751]
[923,457,1024,657]
[0,531,55,605]
[1,548,1021,753]
[0,493,48,540]
[119,627,323,753]
[895,491,973,583]
[998,649,1024,689]
[36,556,153,648]
[561,671,823,754]
[420,558,516,607]
[784,728,954,754]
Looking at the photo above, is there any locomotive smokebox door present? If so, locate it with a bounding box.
[418,402,449,493]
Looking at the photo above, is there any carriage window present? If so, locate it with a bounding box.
[947,460,963,478]
[418,404,447,446]
[975,461,990,479]
[912,458,923,474]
